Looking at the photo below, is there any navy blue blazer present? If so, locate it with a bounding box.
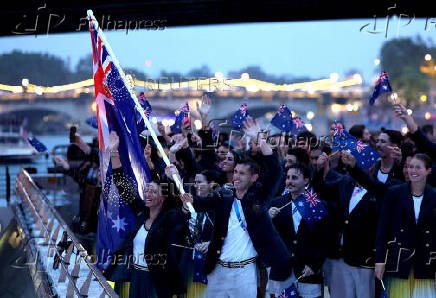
[269,193,328,284]
[376,182,436,279]
[312,168,382,268]
[104,208,190,297]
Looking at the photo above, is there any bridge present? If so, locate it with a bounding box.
[0,75,367,135]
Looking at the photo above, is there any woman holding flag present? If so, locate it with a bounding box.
[104,131,191,298]
[267,164,328,298]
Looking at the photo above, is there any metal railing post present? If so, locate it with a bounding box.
[6,166,10,204]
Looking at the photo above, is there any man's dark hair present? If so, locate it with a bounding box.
[288,164,311,179]
[197,169,220,183]
[422,124,434,136]
[236,158,260,175]
[381,129,403,147]
[349,124,366,140]
[296,131,317,148]
[286,147,310,166]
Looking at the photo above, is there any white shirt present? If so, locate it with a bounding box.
[413,195,423,223]
[291,201,303,234]
[220,199,258,262]
[133,225,149,267]
[341,186,367,245]
[349,187,367,214]
[377,169,389,184]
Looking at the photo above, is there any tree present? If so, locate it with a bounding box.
[124,67,148,81]
[74,54,93,81]
[0,50,73,85]
[228,65,268,81]
[186,65,212,78]
[380,37,436,105]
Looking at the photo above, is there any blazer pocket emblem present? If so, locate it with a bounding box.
[252,204,261,214]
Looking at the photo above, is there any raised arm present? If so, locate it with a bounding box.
[243,117,282,196]
[180,191,218,213]
[341,150,387,199]
[394,103,436,159]
[311,152,343,200]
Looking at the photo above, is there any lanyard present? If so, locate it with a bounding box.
[233,199,247,231]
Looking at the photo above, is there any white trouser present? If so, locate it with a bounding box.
[206,262,257,298]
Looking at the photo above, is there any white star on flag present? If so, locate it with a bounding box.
[111,216,127,232]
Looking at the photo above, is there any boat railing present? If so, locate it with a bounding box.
[14,168,118,298]
[52,144,70,158]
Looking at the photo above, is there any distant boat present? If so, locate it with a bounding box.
[0,117,38,161]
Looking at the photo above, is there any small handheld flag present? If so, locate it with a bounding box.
[332,120,345,137]
[231,103,249,130]
[193,249,208,284]
[135,92,152,133]
[271,104,293,132]
[170,102,189,134]
[370,70,392,105]
[86,116,99,129]
[293,187,327,227]
[291,116,307,136]
[380,279,388,298]
[332,129,380,169]
[27,137,47,153]
[276,283,298,298]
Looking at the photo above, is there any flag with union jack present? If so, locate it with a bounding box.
[271,104,293,132]
[332,129,380,169]
[231,103,250,130]
[276,283,298,298]
[290,116,307,136]
[369,70,392,105]
[293,187,327,227]
[89,14,151,270]
[332,120,345,137]
[135,92,152,133]
[170,102,190,134]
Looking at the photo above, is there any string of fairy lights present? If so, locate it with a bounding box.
[0,74,363,96]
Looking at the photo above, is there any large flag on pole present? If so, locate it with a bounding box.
[88,11,151,270]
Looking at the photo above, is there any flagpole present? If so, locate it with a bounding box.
[87,10,195,213]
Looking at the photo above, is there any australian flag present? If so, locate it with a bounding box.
[86,116,99,129]
[170,102,190,134]
[276,283,298,298]
[291,116,307,136]
[380,289,388,298]
[370,70,392,105]
[27,137,47,152]
[231,103,249,130]
[332,129,380,169]
[193,249,208,284]
[135,92,152,133]
[271,105,293,132]
[294,187,327,227]
[89,14,150,270]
